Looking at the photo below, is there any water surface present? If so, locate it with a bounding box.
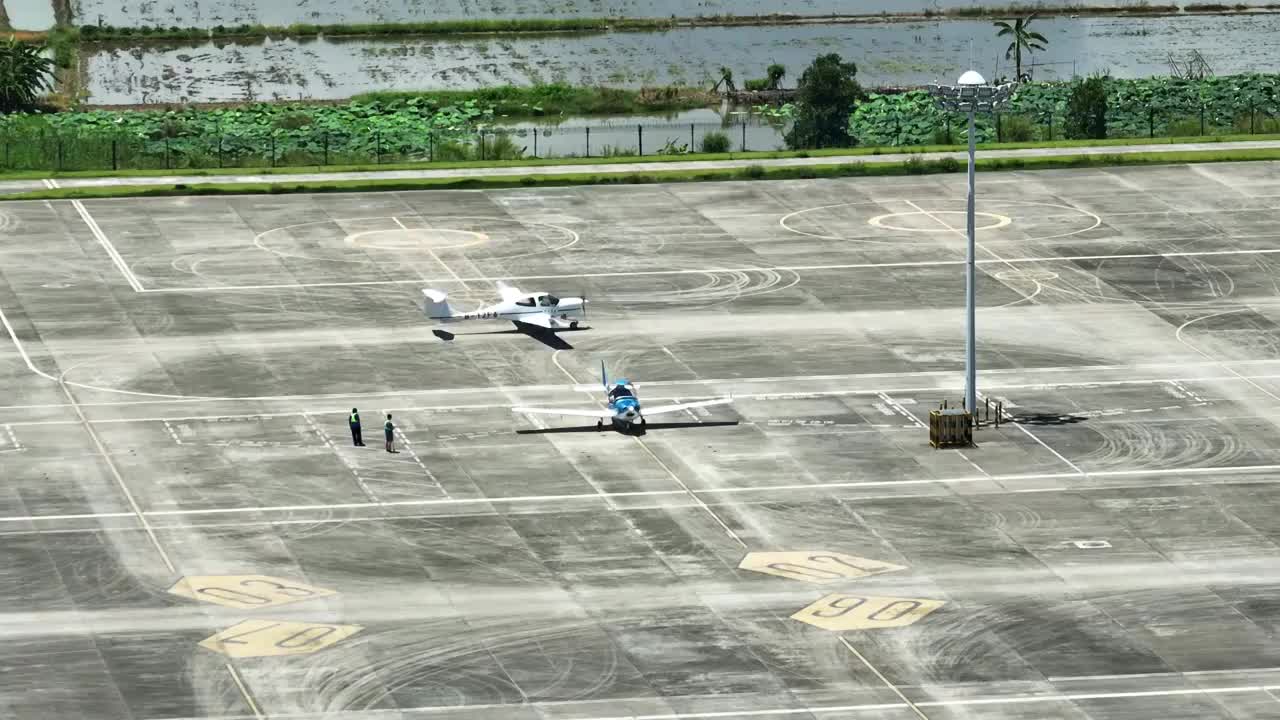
[7,0,57,29]
[70,0,1189,26]
[83,14,1280,105]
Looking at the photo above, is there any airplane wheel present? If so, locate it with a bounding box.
[597,420,603,430]
[570,321,579,330]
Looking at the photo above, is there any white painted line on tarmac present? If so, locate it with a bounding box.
[351,683,1280,720]
[839,637,929,720]
[1011,422,1085,475]
[1049,666,1280,682]
[0,357,1271,411]
[71,200,144,292]
[129,245,1280,294]
[4,462,1280,526]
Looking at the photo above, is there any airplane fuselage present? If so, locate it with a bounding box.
[446,302,587,327]
[609,396,642,423]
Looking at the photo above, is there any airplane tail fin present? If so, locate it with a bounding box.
[423,289,458,322]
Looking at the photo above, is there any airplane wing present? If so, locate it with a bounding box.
[511,314,574,349]
[513,407,614,419]
[641,398,734,416]
[513,312,555,329]
[496,281,525,303]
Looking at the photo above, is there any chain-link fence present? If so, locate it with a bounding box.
[0,120,787,172]
[853,104,1280,147]
[4,104,1277,173]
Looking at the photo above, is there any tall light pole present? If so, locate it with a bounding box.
[927,71,1015,421]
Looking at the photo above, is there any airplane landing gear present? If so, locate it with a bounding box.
[570,321,580,330]
[597,419,604,430]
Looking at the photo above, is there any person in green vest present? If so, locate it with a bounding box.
[384,413,398,454]
[348,408,364,447]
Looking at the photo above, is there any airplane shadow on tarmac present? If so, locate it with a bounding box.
[433,326,586,350]
[517,421,740,436]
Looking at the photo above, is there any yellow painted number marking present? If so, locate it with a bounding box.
[168,575,337,609]
[792,593,945,631]
[199,619,362,658]
[738,551,906,584]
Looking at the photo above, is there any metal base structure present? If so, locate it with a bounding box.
[929,409,973,448]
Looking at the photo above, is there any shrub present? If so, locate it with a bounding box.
[739,164,766,179]
[0,37,56,110]
[700,131,731,153]
[766,64,786,90]
[481,133,525,160]
[1065,76,1108,139]
[1167,116,1203,136]
[274,113,313,130]
[936,156,962,172]
[1000,115,1037,142]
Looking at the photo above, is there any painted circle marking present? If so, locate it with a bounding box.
[780,199,1103,243]
[252,215,579,265]
[346,227,490,252]
[868,210,1012,233]
[995,269,1059,282]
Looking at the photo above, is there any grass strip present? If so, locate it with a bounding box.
[7,147,1280,202]
[4,133,1278,182]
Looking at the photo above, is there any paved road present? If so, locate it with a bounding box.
[2,139,1278,195]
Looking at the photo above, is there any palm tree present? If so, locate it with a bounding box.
[0,36,56,112]
[993,14,1048,81]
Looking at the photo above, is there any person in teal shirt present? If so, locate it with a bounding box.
[384,414,398,454]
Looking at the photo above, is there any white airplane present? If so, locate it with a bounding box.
[423,282,588,348]
[513,362,735,434]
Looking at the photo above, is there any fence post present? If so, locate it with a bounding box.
[323,132,329,166]
[164,137,170,170]
[479,131,485,161]
[218,136,224,168]
[1047,114,1053,141]
[3,139,8,169]
[741,121,747,151]
[945,115,951,144]
[1149,108,1155,138]
[690,123,694,150]
[1251,105,1257,134]
[375,131,382,164]
[530,130,535,159]
[111,139,118,171]
[270,134,276,168]
[1200,104,1206,136]
[585,127,590,158]
[429,131,435,162]
[995,113,1002,143]
[638,124,643,156]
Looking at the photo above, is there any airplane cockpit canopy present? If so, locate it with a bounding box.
[538,294,560,307]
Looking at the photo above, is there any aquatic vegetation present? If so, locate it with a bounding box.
[849,73,1280,145]
[0,99,495,167]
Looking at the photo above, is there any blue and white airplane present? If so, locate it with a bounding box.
[513,362,733,432]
